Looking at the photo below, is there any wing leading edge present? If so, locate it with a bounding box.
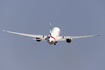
[57,34,102,41]
[2,30,47,40]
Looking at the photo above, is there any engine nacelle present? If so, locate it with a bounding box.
[66,39,72,43]
[36,37,41,42]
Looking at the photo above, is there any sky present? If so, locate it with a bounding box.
[0,0,105,70]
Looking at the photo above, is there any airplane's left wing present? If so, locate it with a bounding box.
[2,30,47,40]
[57,34,102,41]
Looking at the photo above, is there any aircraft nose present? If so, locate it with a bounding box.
[49,40,52,42]
[48,40,50,42]
[48,37,54,43]
[48,38,52,42]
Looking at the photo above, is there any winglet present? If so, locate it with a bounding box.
[98,34,102,36]
[2,30,7,32]
[95,34,102,36]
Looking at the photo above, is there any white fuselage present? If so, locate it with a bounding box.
[47,27,60,44]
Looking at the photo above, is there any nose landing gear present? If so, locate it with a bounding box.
[54,43,56,45]
[54,41,57,45]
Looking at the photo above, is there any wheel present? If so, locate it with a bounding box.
[54,43,56,45]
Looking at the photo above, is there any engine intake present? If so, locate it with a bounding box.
[36,37,41,42]
[66,39,72,43]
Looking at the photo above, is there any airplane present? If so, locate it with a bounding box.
[2,23,101,45]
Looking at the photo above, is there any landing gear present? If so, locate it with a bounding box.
[54,43,56,45]
[54,41,57,45]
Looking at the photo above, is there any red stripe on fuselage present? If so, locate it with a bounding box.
[48,36,56,40]
[51,36,56,40]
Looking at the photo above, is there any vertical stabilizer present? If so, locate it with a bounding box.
[50,23,52,36]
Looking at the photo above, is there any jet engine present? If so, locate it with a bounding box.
[36,37,41,42]
[66,39,72,43]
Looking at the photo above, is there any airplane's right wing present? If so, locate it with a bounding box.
[2,30,47,40]
[57,34,102,41]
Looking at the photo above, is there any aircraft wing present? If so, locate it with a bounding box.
[2,30,47,40]
[57,34,102,41]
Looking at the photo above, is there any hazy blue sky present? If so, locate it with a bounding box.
[0,0,105,70]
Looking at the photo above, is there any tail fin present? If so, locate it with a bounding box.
[50,23,52,36]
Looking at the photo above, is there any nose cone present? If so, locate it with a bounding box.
[49,39,51,42]
[47,37,55,44]
[49,38,52,42]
